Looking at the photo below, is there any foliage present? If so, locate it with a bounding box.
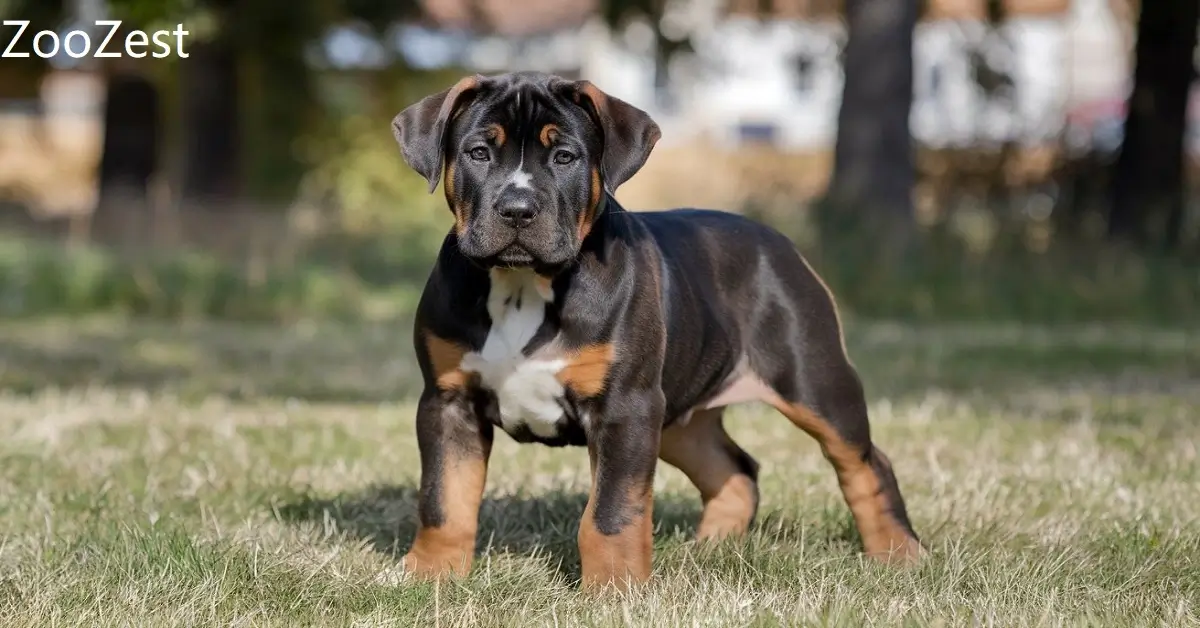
[4,0,1196,325]
[93,0,428,203]
[297,114,449,238]
[0,235,417,322]
[291,76,459,287]
[804,220,1200,324]
[0,0,65,94]
[0,0,64,23]
[1,212,1198,325]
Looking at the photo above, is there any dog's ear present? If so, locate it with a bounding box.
[566,81,661,191]
[392,75,483,193]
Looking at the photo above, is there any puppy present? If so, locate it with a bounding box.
[391,71,922,590]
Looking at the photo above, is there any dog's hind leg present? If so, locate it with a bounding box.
[764,376,922,562]
[659,407,759,541]
[751,254,923,562]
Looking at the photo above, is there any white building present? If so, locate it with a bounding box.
[398,0,1143,152]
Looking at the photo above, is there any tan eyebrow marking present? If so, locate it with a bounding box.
[486,123,506,146]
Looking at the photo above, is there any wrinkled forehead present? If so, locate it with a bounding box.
[455,77,598,145]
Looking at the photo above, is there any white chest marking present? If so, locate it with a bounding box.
[459,269,565,438]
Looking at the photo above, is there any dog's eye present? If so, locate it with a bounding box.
[467,147,490,162]
[553,150,576,165]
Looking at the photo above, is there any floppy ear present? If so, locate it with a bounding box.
[392,75,483,193]
[567,81,661,191]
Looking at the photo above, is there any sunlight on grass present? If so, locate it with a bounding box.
[0,319,1197,626]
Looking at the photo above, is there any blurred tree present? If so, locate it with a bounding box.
[600,0,693,108]
[176,0,241,206]
[95,59,160,241]
[0,0,160,239]
[822,0,919,235]
[597,0,920,239]
[96,0,425,208]
[0,0,66,98]
[1109,0,1199,250]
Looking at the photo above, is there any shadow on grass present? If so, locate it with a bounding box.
[269,483,853,584]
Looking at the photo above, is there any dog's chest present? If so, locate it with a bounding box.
[459,271,573,440]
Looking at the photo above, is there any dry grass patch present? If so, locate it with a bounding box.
[0,318,1197,626]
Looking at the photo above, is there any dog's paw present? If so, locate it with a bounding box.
[399,549,471,581]
[866,535,926,566]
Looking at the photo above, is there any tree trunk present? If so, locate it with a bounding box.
[824,0,919,229]
[1108,0,1198,249]
[179,34,240,207]
[93,70,160,243]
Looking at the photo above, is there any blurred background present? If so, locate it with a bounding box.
[0,0,1197,325]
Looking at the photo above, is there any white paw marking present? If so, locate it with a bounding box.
[459,269,565,438]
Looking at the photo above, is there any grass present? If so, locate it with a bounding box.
[0,316,1197,626]
[4,221,1200,326]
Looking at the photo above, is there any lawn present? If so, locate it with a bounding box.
[0,316,1197,626]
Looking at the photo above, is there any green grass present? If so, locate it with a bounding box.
[4,224,1200,326]
[0,317,1197,626]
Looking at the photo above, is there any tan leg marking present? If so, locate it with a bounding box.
[423,332,470,391]
[555,343,616,398]
[659,408,757,541]
[578,454,653,591]
[403,450,488,578]
[787,253,921,560]
[768,398,922,563]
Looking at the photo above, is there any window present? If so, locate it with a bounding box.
[737,122,777,145]
[792,53,816,96]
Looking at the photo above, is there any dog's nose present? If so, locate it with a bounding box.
[496,198,537,228]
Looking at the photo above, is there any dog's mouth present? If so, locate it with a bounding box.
[461,230,578,274]
[475,243,576,275]
[492,244,535,268]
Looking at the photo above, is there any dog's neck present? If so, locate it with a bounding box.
[589,190,631,237]
[598,190,626,215]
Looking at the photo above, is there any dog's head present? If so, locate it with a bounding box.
[392,71,660,271]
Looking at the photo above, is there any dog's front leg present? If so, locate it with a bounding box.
[403,389,493,580]
[578,390,664,591]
